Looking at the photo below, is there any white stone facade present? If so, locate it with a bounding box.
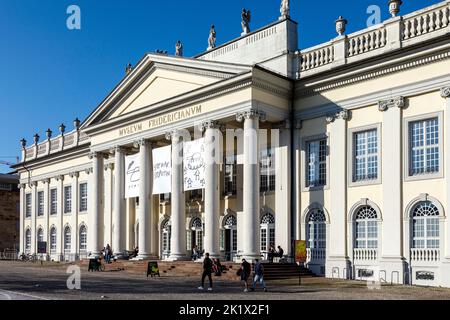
[14,1,450,288]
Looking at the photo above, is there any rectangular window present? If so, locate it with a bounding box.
[306,139,327,187]
[25,193,32,218]
[37,191,44,216]
[410,118,439,176]
[64,186,72,214]
[353,129,378,181]
[50,189,58,215]
[79,183,88,212]
[260,229,267,251]
[260,149,275,192]
[224,155,237,196]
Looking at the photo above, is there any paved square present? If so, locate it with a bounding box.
[1,261,450,300]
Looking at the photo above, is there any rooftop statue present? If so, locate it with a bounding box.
[280,0,290,19]
[241,8,251,35]
[175,40,183,57]
[208,25,216,50]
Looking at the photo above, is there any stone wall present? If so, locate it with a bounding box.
[0,188,19,252]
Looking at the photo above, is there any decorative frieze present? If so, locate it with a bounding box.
[378,96,405,111]
[326,109,349,123]
[441,87,450,98]
[236,109,267,122]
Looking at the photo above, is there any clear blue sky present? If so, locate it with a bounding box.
[0,0,436,172]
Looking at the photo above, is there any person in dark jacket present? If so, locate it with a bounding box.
[251,259,267,292]
[277,246,284,259]
[240,258,252,292]
[198,253,213,291]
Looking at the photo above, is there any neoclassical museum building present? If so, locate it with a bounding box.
[13,0,450,287]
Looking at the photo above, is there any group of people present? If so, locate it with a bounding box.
[197,253,267,293]
[267,245,284,263]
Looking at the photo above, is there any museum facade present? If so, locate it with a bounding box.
[13,1,450,287]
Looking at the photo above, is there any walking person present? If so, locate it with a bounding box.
[239,258,252,292]
[251,259,267,292]
[198,253,213,291]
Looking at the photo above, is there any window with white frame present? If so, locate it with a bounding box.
[260,149,275,192]
[64,226,71,252]
[50,227,57,253]
[411,201,440,249]
[409,118,439,176]
[79,226,87,251]
[306,139,327,187]
[161,219,171,253]
[353,129,378,181]
[354,206,378,249]
[25,229,31,252]
[25,193,32,218]
[79,183,88,212]
[260,213,275,252]
[224,155,237,195]
[50,189,57,215]
[37,191,44,216]
[64,186,72,214]
[37,228,44,243]
[307,209,326,249]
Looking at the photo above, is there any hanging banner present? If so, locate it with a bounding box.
[153,145,172,194]
[294,240,307,264]
[125,153,140,198]
[183,138,206,191]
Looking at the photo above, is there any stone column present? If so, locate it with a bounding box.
[19,184,26,254]
[202,121,221,258]
[88,152,104,257]
[292,120,302,240]
[43,178,50,259]
[166,130,187,260]
[113,146,126,255]
[236,109,266,261]
[275,121,292,255]
[31,181,38,254]
[136,139,153,260]
[56,175,64,260]
[70,172,79,258]
[379,97,405,283]
[442,87,450,259]
[326,110,349,278]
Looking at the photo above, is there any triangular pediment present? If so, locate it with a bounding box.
[82,54,251,128]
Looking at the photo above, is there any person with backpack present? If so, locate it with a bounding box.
[198,253,213,291]
[251,259,267,292]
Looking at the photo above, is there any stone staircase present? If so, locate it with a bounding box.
[74,260,316,281]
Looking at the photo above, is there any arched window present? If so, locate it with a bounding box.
[25,229,31,253]
[307,209,326,249]
[161,219,171,254]
[260,213,275,252]
[355,206,378,249]
[37,228,44,243]
[190,218,203,251]
[222,215,237,255]
[50,227,57,253]
[412,201,440,249]
[79,225,87,251]
[64,226,71,252]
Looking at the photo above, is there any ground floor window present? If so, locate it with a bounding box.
[50,228,57,253]
[307,209,326,249]
[79,226,87,251]
[260,213,275,253]
[25,229,31,253]
[161,219,171,255]
[412,201,440,249]
[189,217,203,251]
[354,206,378,249]
[64,226,71,252]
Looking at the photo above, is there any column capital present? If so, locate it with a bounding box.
[85,168,93,175]
[88,151,106,160]
[200,120,221,131]
[441,87,450,98]
[295,119,303,130]
[326,109,349,123]
[378,96,405,111]
[55,175,64,182]
[29,181,38,188]
[69,171,80,178]
[112,145,126,154]
[104,163,114,171]
[274,119,291,130]
[165,130,180,141]
[18,183,26,189]
[42,178,51,184]
[236,109,267,123]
